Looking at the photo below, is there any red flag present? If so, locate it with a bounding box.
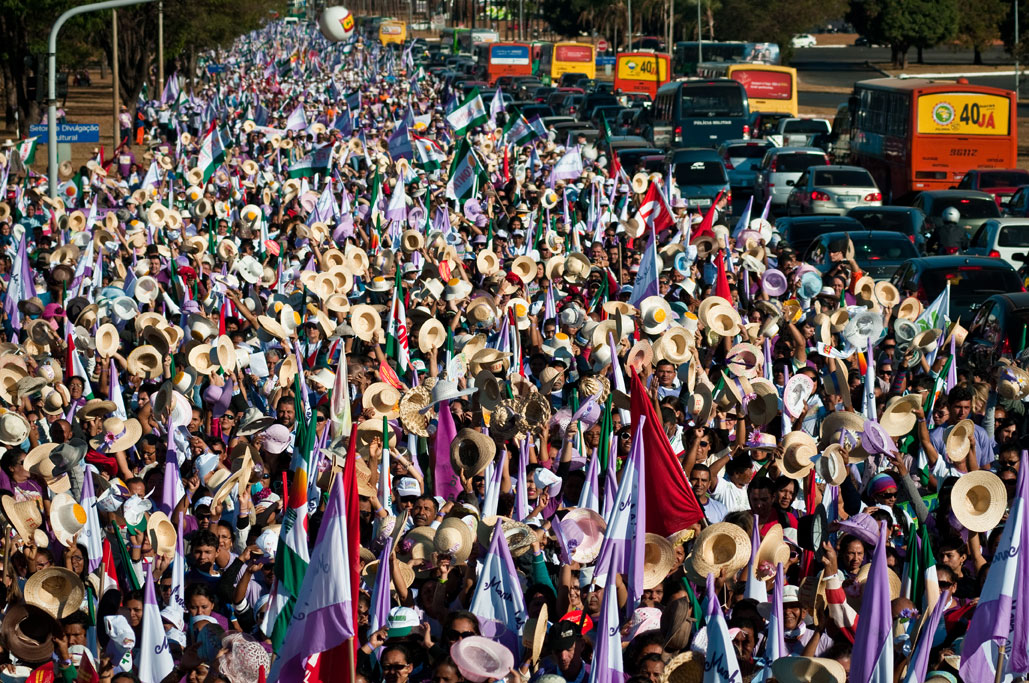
[629,370,705,534]
[100,538,119,596]
[633,182,674,235]
[715,251,732,301]
[694,190,725,238]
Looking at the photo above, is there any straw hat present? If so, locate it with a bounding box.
[522,603,548,667]
[643,533,677,589]
[216,335,237,371]
[699,298,742,337]
[147,511,177,556]
[23,567,85,621]
[818,443,849,486]
[469,348,512,377]
[362,382,401,419]
[688,522,750,579]
[753,523,791,579]
[450,428,495,477]
[818,410,866,449]
[951,470,1006,532]
[398,379,437,438]
[944,419,974,463]
[820,361,850,409]
[563,253,592,285]
[49,493,86,547]
[510,255,537,284]
[912,328,941,353]
[476,250,500,276]
[771,657,847,683]
[433,516,476,565]
[854,275,875,303]
[187,343,216,376]
[95,323,120,358]
[0,412,29,446]
[627,339,655,373]
[474,370,502,411]
[361,559,417,593]
[726,343,763,379]
[89,417,142,453]
[746,379,779,426]
[843,309,884,350]
[560,508,606,564]
[350,304,382,342]
[661,651,705,683]
[127,345,163,380]
[853,564,902,601]
[417,318,446,353]
[897,297,923,321]
[1,495,42,545]
[880,394,921,437]
[476,516,535,557]
[781,431,817,480]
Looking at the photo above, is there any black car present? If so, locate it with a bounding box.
[614,147,665,175]
[890,256,1024,321]
[963,293,1029,369]
[774,216,864,257]
[803,231,919,280]
[845,206,928,255]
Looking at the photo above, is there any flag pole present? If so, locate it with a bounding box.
[996,644,1006,683]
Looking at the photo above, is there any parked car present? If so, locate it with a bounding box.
[716,139,774,192]
[773,117,831,147]
[786,165,881,216]
[1004,185,1029,217]
[754,147,830,212]
[774,216,864,257]
[890,256,1024,321]
[791,33,818,48]
[956,169,1029,207]
[614,147,665,175]
[668,148,730,211]
[963,293,1029,369]
[803,231,919,280]
[559,72,589,87]
[911,189,1001,234]
[966,219,1029,270]
[557,94,585,116]
[845,206,928,254]
[748,112,795,140]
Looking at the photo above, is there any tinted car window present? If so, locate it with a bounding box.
[727,144,768,158]
[977,171,1029,189]
[776,153,827,173]
[675,161,726,185]
[812,169,875,187]
[849,235,918,260]
[921,265,1021,298]
[848,211,912,234]
[998,224,1029,247]
[783,119,829,134]
[681,86,745,117]
[928,197,1000,219]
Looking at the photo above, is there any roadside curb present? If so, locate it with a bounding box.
[865,60,892,78]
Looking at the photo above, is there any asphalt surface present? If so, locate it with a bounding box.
[792,44,1028,114]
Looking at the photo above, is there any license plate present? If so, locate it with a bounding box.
[692,198,711,207]
[840,195,859,202]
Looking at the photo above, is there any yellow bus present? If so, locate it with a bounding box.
[698,62,798,116]
[379,20,407,46]
[551,42,596,82]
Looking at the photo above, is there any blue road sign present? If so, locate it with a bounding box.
[596,56,616,66]
[29,123,100,143]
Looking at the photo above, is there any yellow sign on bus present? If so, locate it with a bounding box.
[616,54,668,82]
[380,20,407,45]
[917,92,1010,136]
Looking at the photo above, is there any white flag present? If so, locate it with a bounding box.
[138,566,174,683]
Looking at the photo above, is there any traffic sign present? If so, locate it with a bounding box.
[596,56,616,66]
[29,123,100,143]
[597,39,608,52]
[207,64,227,74]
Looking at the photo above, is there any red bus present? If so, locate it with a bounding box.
[613,52,670,99]
[485,43,532,84]
[846,78,1017,202]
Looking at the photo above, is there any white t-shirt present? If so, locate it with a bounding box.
[710,476,750,512]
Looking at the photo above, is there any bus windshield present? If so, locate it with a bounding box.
[682,85,745,117]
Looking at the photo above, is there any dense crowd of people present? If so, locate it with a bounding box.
[0,16,1024,683]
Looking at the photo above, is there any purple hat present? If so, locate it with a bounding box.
[836,512,880,546]
[761,268,788,297]
[451,636,515,683]
[860,419,895,456]
[570,394,602,427]
[262,424,292,454]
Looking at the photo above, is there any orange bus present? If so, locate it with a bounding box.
[485,43,532,84]
[614,52,670,99]
[846,78,1017,202]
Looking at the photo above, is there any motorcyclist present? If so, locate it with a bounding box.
[927,206,969,255]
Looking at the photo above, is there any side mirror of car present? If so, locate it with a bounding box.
[786,179,795,186]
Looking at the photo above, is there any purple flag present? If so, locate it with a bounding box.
[850,521,894,683]
[902,590,951,683]
[270,473,355,683]
[470,522,527,660]
[577,449,601,513]
[139,565,173,683]
[159,415,181,516]
[515,439,530,521]
[80,464,103,573]
[743,515,766,602]
[433,400,462,500]
[587,563,625,683]
[480,451,506,517]
[704,572,741,682]
[754,563,786,682]
[368,537,394,635]
[1015,453,1029,673]
[603,456,618,520]
[594,416,646,613]
[964,451,1027,678]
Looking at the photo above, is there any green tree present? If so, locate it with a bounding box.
[711,0,847,62]
[1000,0,1028,64]
[878,0,958,67]
[955,0,1003,65]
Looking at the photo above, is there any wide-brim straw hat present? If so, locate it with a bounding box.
[476,250,500,276]
[418,318,447,353]
[700,300,742,337]
[874,281,900,308]
[753,523,791,579]
[363,382,402,419]
[350,304,382,342]
[361,558,417,593]
[781,431,818,480]
[49,493,86,547]
[817,443,849,486]
[127,345,163,380]
[818,410,865,449]
[521,603,549,667]
[653,327,692,365]
[88,417,142,453]
[643,533,678,589]
[688,522,750,579]
[853,564,902,602]
[912,328,942,353]
[880,394,922,437]
[726,342,763,379]
[96,323,120,358]
[476,516,535,557]
[843,309,884,350]
[433,516,476,565]
[450,428,495,477]
[147,511,177,556]
[562,253,592,285]
[944,418,974,463]
[561,508,606,564]
[897,296,923,321]
[23,567,84,622]
[771,656,847,683]
[469,348,511,377]
[1,495,42,545]
[746,378,779,427]
[398,378,437,438]
[952,470,1006,532]
[396,526,438,567]
[510,255,537,284]
[474,370,502,411]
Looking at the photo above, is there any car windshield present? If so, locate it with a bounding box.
[921,265,1022,299]
[675,160,726,185]
[977,172,1029,189]
[812,169,874,187]
[776,153,827,173]
[787,221,859,246]
[727,144,768,158]
[929,197,1000,219]
[783,119,829,134]
[681,85,745,117]
[850,236,918,262]
[849,211,913,234]
[998,224,1029,247]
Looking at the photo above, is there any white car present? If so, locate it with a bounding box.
[967,219,1029,270]
[791,34,817,49]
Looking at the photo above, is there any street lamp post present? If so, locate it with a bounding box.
[158,0,164,96]
[113,10,120,148]
[48,0,157,197]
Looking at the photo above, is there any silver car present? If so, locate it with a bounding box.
[786,165,882,216]
[753,147,829,212]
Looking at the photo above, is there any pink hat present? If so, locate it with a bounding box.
[624,607,662,642]
[43,303,65,319]
[761,268,788,297]
[450,636,514,683]
[261,423,292,454]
